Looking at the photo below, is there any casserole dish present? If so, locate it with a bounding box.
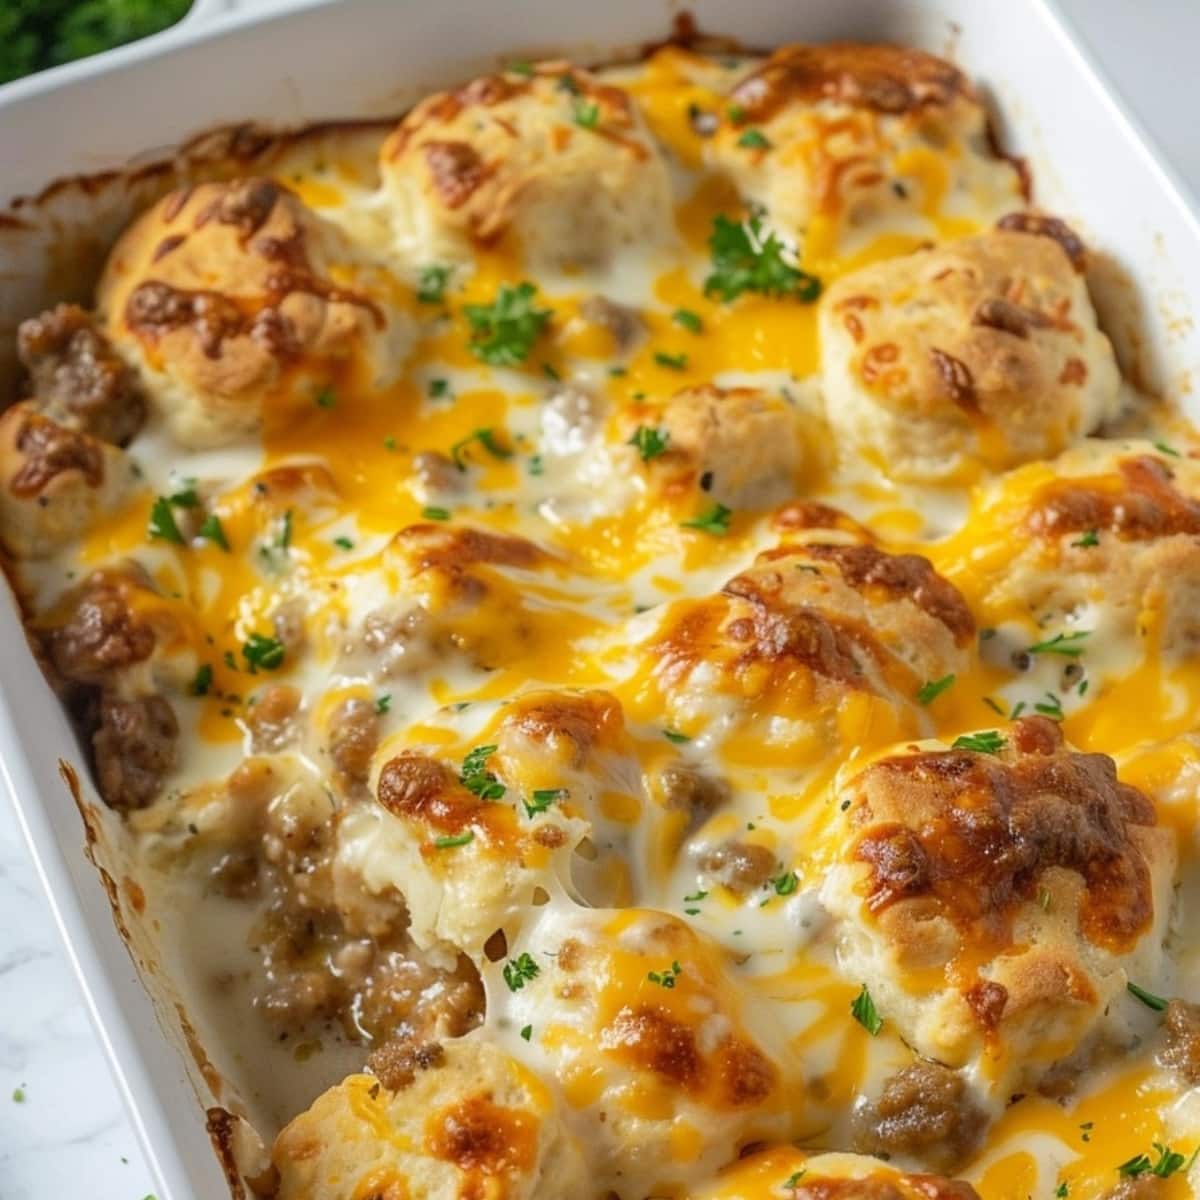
[3,3,1200,1199]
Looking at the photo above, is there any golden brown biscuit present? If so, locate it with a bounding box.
[706,42,1023,259]
[97,177,412,448]
[820,716,1174,1092]
[819,225,1121,480]
[645,538,974,749]
[496,905,792,1197]
[620,384,811,511]
[380,63,674,270]
[0,401,137,559]
[273,1038,588,1200]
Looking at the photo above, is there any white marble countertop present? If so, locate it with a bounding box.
[3,1,1200,1197]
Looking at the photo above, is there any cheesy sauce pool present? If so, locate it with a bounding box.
[4,39,1200,1200]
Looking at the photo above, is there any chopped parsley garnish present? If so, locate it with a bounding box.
[662,729,691,744]
[508,60,534,77]
[223,650,238,671]
[1027,631,1090,658]
[1154,441,1181,458]
[190,665,213,697]
[460,744,505,801]
[520,1024,533,1041]
[683,890,708,902]
[1035,691,1064,720]
[737,128,771,149]
[524,788,566,818]
[242,634,285,672]
[542,361,560,380]
[705,213,820,304]
[1127,981,1169,1011]
[278,508,293,551]
[148,497,185,544]
[463,281,553,365]
[383,436,397,452]
[422,506,452,521]
[451,427,513,470]
[528,454,544,476]
[726,103,747,122]
[333,535,355,550]
[672,308,703,333]
[573,100,600,129]
[557,72,581,94]
[1118,1144,1195,1178]
[167,486,199,508]
[434,830,474,849]
[680,502,732,535]
[654,350,688,370]
[198,513,229,551]
[771,871,799,896]
[1072,529,1100,548]
[375,694,391,715]
[850,983,883,1035]
[502,952,540,992]
[417,265,451,305]
[952,730,1006,754]
[1055,1185,1068,1198]
[648,960,682,989]
[315,386,336,409]
[783,1170,807,1192]
[428,377,450,399]
[916,674,955,705]
[628,425,670,462]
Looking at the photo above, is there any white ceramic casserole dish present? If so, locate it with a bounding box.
[3,2,1200,1196]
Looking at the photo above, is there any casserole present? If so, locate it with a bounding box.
[3,2,1200,1198]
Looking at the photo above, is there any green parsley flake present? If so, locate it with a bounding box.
[662,729,691,744]
[520,1024,533,1041]
[528,454,544,476]
[726,103,746,122]
[573,100,600,129]
[242,633,285,673]
[383,436,397,452]
[503,952,540,992]
[628,425,670,462]
[451,427,513,470]
[464,281,553,365]
[12,1086,25,1103]
[524,788,566,818]
[428,378,450,399]
[333,535,355,550]
[1127,981,1169,1011]
[952,730,1007,754]
[422,506,452,521]
[1154,441,1181,458]
[460,745,505,801]
[417,265,451,305]
[190,665,213,697]
[148,497,184,544]
[916,674,955,705]
[434,831,474,850]
[654,350,688,370]
[198,513,229,551]
[1027,630,1091,657]
[1072,529,1100,548]
[672,308,703,333]
[737,128,771,149]
[850,983,883,1035]
[375,694,391,715]
[647,960,682,989]
[167,486,199,508]
[1055,1185,1068,1198]
[1118,1143,1195,1179]
[771,871,799,896]
[705,213,820,304]
[315,386,336,409]
[1035,691,1065,720]
[508,60,534,77]
[683,890,708,902]
[681,503,732,535]
[783,1170,807,1192]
